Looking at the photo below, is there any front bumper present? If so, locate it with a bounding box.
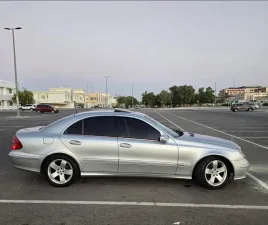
[9,151,41,173]
[232,158,250,180]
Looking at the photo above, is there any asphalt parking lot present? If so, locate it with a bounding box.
[0,108,268,225]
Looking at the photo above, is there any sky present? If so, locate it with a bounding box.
[1,1,268,100]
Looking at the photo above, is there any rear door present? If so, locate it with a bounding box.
[60,116,119,172]
[116,116,179,174]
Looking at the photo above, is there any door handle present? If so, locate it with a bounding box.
[120,143,132,148]
[69,140,82,145]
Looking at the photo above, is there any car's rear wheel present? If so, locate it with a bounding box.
[248,108,253,112]
[194,157,230,189]
[44,155,79,187]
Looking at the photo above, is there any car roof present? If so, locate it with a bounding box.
[42,109,146,133]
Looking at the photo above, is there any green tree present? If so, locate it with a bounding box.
[142,91,156,107]
[116,96,138,108]
[169,85,196,106]
[124,96,139,108]
[205,86,215,103]
[197,87,207,103]
[12,88,34,106]
[158,90,172,107]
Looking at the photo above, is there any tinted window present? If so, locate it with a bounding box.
[116,117,160,140]
[64,120,83,135]
[83,116,116,137]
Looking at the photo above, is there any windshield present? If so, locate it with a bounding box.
[144,115,183,137]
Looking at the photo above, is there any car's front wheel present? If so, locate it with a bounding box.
[44,155,79,187]
[194,157,230,189]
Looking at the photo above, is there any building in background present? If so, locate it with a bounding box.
[0,80,16,110]
[34,87,89,108]
[218,86,268,103]
[34,88,117,108]
[87,92,117,108]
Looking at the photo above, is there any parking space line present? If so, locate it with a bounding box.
[0,199,268,209]
[224,131,268,133]
[247,173,268,190]
[154,110,185,131]
[163,111,268,151]
[154,110,268,191]
[240,137,268,139]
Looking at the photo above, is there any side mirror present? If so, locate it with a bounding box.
[159,134,169,143]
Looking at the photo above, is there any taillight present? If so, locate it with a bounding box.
[11,136,23,150]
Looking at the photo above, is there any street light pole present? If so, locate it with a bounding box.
[104,76,110,108]
[5,27,22,117]
[132,83,134,108]
[214,81,217,104]
[233,77,236,88]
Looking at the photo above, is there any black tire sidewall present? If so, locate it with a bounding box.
[194,156,230,189]
[43,155,79,187]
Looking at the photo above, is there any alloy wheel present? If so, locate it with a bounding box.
[204,160,228,187]
[47,159,73,184]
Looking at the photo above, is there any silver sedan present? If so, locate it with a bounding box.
[9,109,249,189]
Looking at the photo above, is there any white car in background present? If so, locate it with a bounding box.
[254,104,260,109]
[19,104,36,111]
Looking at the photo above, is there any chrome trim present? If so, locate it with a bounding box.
[81,172,192,180]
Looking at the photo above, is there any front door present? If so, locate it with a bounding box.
[60,116,119,172]
[116,116,178,175]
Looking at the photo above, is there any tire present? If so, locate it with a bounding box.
[248,108,253,112]
[30,108,33,111]
[194,156,230,189]
[43,155,80,187]
[234,108,238,112]
[36,110,40,113]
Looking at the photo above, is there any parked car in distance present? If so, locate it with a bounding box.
[35,104,59,113]
[254,104,260,109]
[9,109,249,189]
[19,104,36,111]
[231,103,255,112]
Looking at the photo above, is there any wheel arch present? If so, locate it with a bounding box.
[40,153,82,175]
[192,154,234,179]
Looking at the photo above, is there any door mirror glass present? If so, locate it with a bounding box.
[159,134,169,143]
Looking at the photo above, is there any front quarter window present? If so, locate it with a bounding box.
[144,115,181,137]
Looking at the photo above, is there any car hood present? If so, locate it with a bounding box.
[177,132,241,150]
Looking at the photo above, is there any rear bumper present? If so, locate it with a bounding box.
[9,151,41,173]
[232,158,250,180]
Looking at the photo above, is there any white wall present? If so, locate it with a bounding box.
[0,80,16,109]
